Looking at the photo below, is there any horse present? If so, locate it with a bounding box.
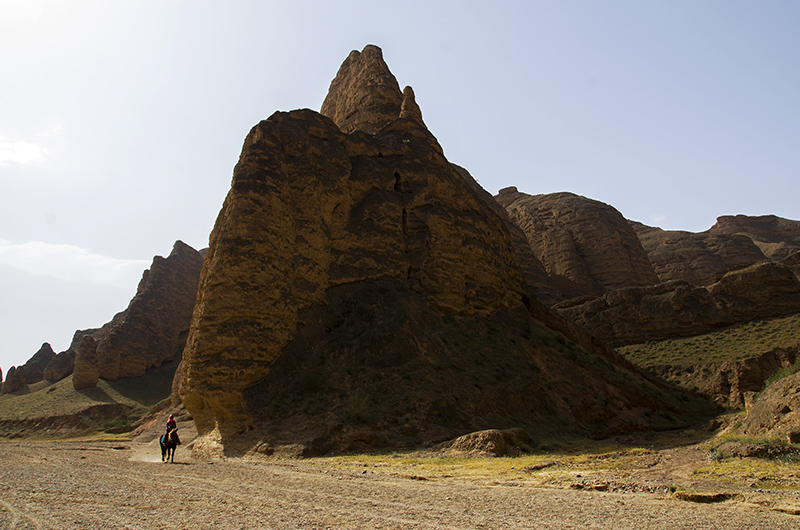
[160,428,181,463]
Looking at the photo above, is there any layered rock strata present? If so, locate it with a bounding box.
[496,188,659,301]
[180,46,528,439]
[710,214,800,261]
[557,258,800,347]
[632,221,767,285]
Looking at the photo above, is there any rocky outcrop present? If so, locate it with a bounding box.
[21,343,56,384]
[496,188,659,301]
[73,336,100,390]
[2,366,27,394]
[179,46,711,457]
[557,260,800,346]
[320,45,416,135]
[709,214,800,261]
[709,261,800,320]
[631,222,767,286]
[42,350,75,382]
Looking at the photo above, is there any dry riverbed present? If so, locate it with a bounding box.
[1,439,800,529]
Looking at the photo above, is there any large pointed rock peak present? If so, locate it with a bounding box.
[321,45,424,133]
[179,46,711,457]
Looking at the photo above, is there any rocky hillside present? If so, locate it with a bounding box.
[488,194,800,348]
[178,45,711,458]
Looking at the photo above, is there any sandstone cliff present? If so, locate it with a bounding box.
[709,214,800,261]
[496,188,659,301]
[631,221,767,286]
[179,46,711,457]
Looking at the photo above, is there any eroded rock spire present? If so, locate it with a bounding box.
[321,45,424,133]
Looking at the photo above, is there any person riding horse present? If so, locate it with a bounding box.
[160,413,180,463]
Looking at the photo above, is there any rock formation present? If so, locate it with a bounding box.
[709,214,800,261]
[496,188,659,301]
[632,221,767,286]
[39,241,204,383]
[179,45,711,457]
[42,350,75,382]
[2,366,27,394]
[92,241,203,380]
[557,258,800,347]
[456,171,561,304]
[21,343,56,384]
[72,336,100,390]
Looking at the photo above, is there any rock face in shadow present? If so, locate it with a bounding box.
[709,214,800,261]
[21,343,56,384]
[2,366,27,395]
[495,188,659,301]
[456,171,561,305]
[557,258,800,347]
[179,46,710,457]
[632,221,767,286]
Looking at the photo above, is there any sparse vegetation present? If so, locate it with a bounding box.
[618,314,800,368]
[764,358,800,388]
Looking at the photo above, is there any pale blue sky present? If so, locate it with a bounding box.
[1,0,798,373]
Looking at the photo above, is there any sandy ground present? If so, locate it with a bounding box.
[1,439,800,530]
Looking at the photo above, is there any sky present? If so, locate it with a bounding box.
[1,0,799,375]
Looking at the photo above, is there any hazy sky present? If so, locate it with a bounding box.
[2,0,798,374]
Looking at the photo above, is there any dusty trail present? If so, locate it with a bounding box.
[1,441,799,530]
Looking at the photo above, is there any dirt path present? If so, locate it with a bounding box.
[1,441,799,529]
